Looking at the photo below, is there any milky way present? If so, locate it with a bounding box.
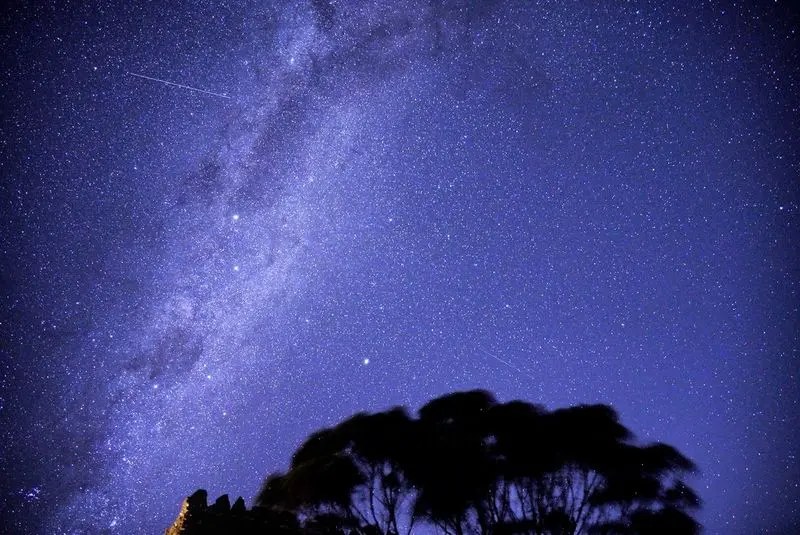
[1,2,798,533]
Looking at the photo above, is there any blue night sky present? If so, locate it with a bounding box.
[1,1,798,533]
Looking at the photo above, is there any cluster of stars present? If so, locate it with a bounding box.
[0,1,797,534]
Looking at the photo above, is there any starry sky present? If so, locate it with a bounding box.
[1,1,798,533]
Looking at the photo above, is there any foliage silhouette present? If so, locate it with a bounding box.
[257,407,418,535]
[167,390,700,535]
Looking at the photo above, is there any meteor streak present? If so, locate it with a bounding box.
[127,72,231,100]
[484,349,538,381]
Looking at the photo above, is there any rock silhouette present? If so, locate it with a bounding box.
[167,390,701,534]
[165,489,302,535]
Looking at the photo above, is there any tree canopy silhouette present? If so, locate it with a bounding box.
[167,390,700,535]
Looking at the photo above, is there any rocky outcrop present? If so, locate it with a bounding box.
[164,489,302,535]
[165,489,209,535]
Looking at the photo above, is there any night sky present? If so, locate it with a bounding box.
[1,1,798,533]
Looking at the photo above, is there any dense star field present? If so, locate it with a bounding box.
[1,1,798,533]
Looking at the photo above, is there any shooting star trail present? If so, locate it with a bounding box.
[127,72,232,100]
[484,349,538,382]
